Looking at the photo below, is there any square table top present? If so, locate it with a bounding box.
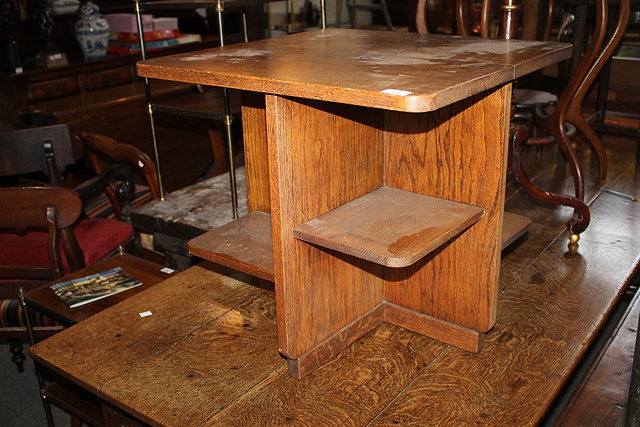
[137,29,571,112]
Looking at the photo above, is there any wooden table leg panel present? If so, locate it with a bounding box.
[242,91,271,213]
[266,95,387,369]
[383,86,511,335]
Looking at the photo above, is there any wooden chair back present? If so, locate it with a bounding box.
[80,132,161,200]
[0,125,91,273]
[0,187,85,281]
[526,0,629,197]
[0,124,79,191]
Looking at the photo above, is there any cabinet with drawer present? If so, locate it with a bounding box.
[0,45,226,192]
[26,76,80,103]
[86,66,133,91]
[2,56,138,108]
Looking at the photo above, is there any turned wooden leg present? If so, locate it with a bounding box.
[207,123,228,176]
[8,339,25,373]
[570,116,608,184]
[510,126,590,238]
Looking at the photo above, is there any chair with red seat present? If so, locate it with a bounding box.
[79,132,160,221]
[0,124,136,371]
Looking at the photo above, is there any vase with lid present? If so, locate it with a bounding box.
[75,1,109,60]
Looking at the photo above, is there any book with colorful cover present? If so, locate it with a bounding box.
[107,34,201,54]
[50,267,143,308]
[109,38,179,50]
[109,29,181,43]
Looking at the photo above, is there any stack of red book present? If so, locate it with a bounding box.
[105,14,201,54]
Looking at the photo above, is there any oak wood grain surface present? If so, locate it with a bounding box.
[241,91,270,212]
[30,262,281,425]
[556,290,640,426]
[383,86,511,335]
[137,29,571,113]
[266,95,386,363]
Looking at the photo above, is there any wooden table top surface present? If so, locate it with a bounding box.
[137,29,571,112]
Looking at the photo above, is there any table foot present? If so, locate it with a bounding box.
[384,303,484,353]
[286,304,385,379]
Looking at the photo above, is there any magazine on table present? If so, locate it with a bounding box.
[50,267,142,308]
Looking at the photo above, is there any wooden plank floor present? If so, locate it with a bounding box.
[30,132,640,425]
[556,289,640,425]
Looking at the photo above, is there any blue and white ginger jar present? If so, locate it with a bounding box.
[75,2,109,60]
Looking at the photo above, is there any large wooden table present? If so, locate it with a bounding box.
[26,129,640,425]
[134,29,571,378]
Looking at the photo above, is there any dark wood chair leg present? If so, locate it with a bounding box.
[348,0,357,28]
[550,119,586,201]
[380,0,393,30]
[8,339,25,373]
[572,116,608,184]
[510,127,590,238]
[20,288,56,427]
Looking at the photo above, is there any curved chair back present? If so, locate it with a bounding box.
[0,187,85,280]
[80,132,160,200]
[0,124,76,186]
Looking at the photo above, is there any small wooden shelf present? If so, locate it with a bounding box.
[188,211,274,281]
[292,186,484,268]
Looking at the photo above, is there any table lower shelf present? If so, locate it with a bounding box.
[188,206,529,282]
[46,381,105,426]
[188,210,274,281]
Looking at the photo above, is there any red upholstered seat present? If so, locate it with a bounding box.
[0,127,153,373]
[0,217,132,328]
[0,218,133,270]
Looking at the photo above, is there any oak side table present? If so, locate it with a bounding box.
[137,29,571,378]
